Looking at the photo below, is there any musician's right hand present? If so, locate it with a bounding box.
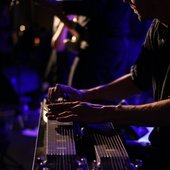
[48,84,85,103]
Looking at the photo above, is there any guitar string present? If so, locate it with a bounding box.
[111,123,131,169]
[69,126,74,170]
[111,125,128,169]
[103,123,121,169]
[92,132,106,168]
[94,130,114,169]
[106,123,125,169]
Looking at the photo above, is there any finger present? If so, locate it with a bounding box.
[58,111,73,116]
[48,84,67,102]
[46,111,74,118]
[47,101,79,110]
[45,109,65,117]
[57,114,78,122]
[48,87,56,101]
[47,115,57,120]
[46,112,57,117]
[47,110,77,121]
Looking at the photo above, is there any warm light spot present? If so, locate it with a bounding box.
[16,0,20,5]
[34,37,41,46]
[19,25,26,32]
[71,36,77,42]
[73,17,77,22]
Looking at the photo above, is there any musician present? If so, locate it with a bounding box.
[47,0,170,169]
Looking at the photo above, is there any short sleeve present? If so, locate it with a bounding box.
[130,20,160,91]
[130,46,153,91]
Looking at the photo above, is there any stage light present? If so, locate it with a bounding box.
[19,25,26,32]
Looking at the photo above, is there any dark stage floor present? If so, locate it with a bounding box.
[0,104,41,170]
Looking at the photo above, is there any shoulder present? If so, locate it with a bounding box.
[143,19,167,49]
[147,19,168,39]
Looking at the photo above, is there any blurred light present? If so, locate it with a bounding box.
[73,17,78,22]
[34,37,41,46]
[71,36,77,42]
[16,0,20,5]
[137,127,154,144]
[19,25,26,32]
[10,0,20,6]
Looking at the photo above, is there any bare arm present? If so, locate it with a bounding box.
[82,73,141,102]
[48,98,170,126]
[108,98,170,126]
[48,73,141,102]
[47,73,170,126]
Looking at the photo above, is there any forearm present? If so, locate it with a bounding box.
[107,98,170,126]
[82,73,141,102]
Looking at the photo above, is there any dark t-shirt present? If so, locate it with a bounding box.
[131,19,170,168]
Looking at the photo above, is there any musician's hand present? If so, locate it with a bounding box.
[48,84,84,102]
[46,101,112,123]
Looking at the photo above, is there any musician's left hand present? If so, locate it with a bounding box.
[46,101,114,123]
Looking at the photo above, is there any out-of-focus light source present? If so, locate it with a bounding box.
[19,25,26,32]
[73,17,77,22]
[10,0,20,6]
[16,0,20,5]
[34,37,41,46]
[71,36,77,42]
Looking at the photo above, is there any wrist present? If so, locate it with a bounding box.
[80,89,90,101]
[80,88,98,102]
